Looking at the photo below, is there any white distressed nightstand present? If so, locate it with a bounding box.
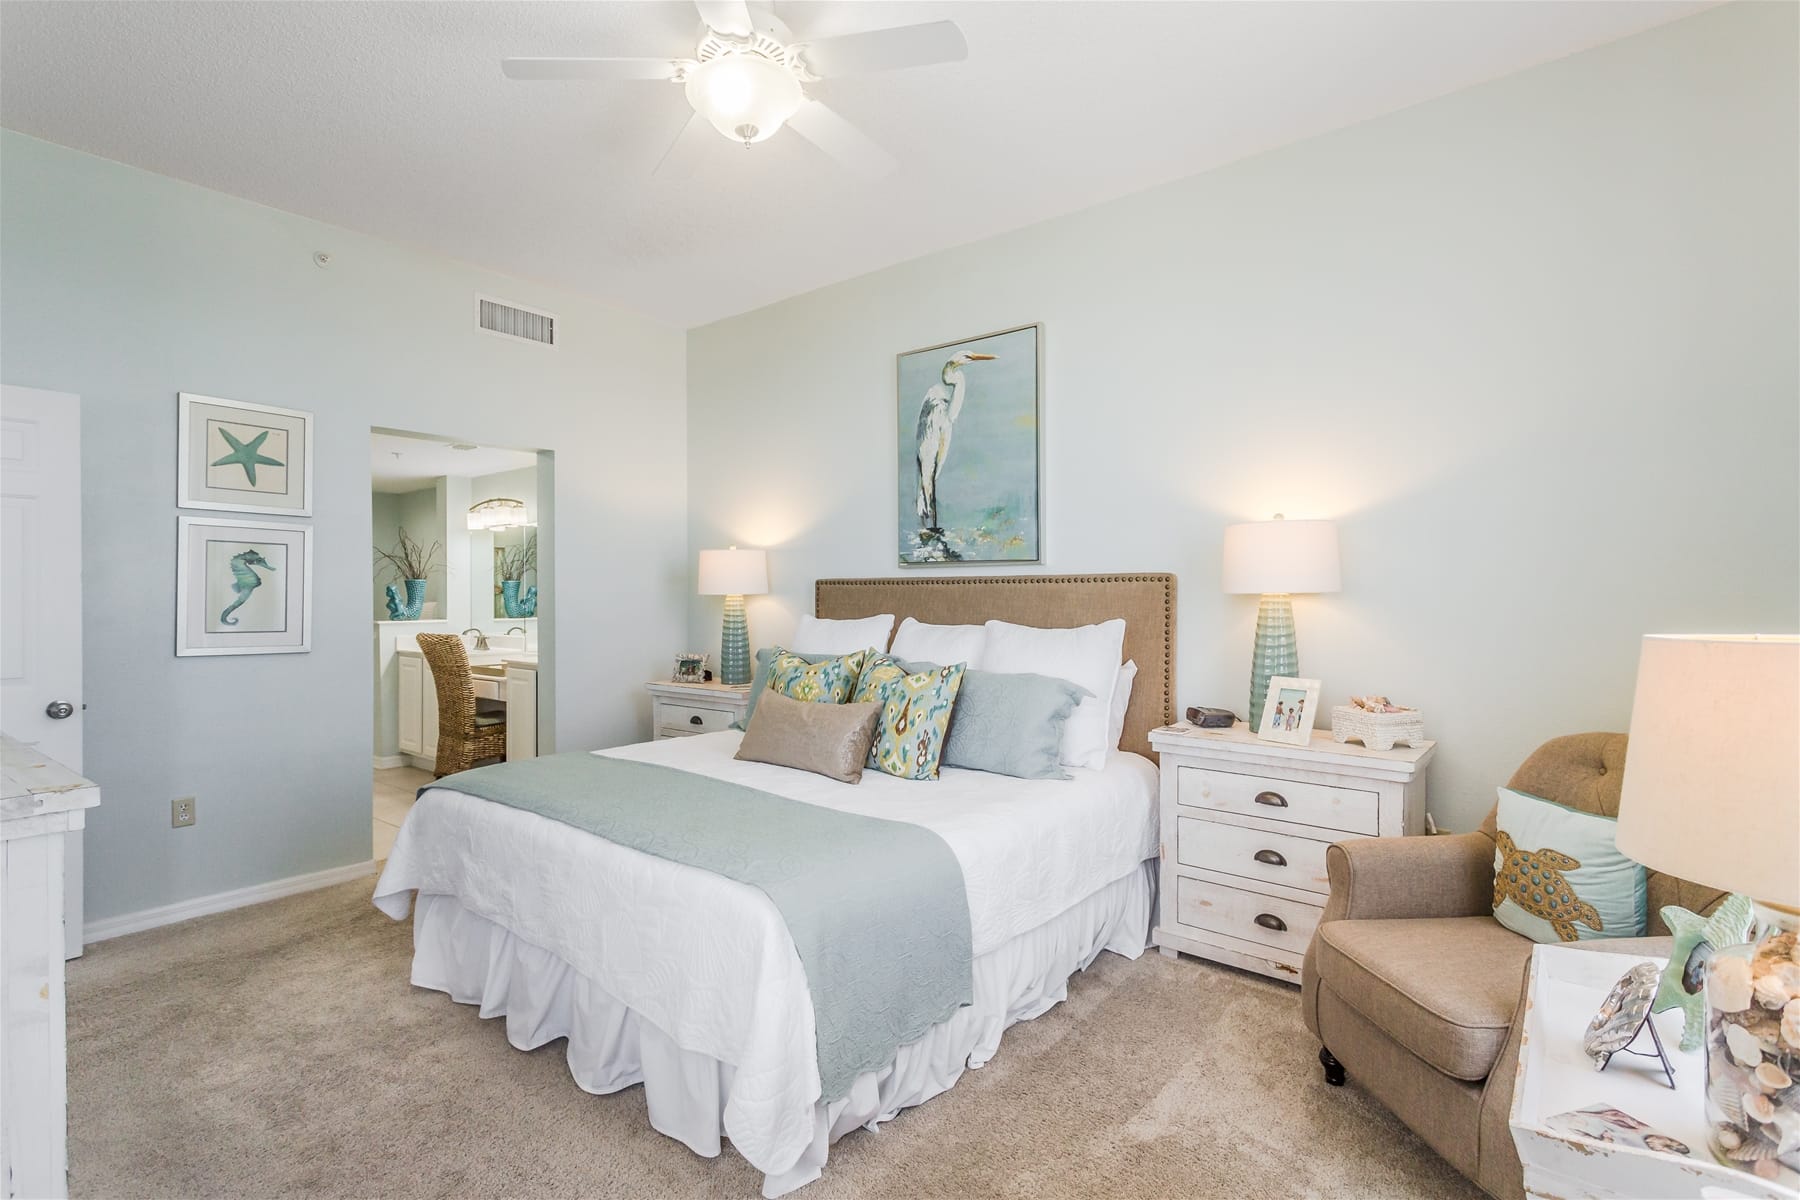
[646,679,752,740]
[1148,721,1435,985]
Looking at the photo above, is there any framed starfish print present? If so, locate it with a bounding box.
[176,516,312,656]
[177,392,312,515]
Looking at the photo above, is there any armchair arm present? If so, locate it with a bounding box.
[1321,831,1496,924]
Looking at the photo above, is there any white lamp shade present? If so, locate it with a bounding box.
[1221,519,1341,595]
[697,548,768,597]
[1615,634,1799,907]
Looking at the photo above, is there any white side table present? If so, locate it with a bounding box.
[646,679,752,740]
[1148,721,1433,984]
[2,735,100,1200]
[1510,944,1799,1200]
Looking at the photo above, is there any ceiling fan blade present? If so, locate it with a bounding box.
[694,0,753,37]
[501,57,681,82]
[800,20,967,78]
[652,112,716,180]
[786,99,897,179]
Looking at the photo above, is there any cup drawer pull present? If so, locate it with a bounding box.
[689,714,704,725]
[1254,913,1288,933]
[1253,790,1288,808]
[1253,849,1287,867]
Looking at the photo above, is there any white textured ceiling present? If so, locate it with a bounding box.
[1,1,1709,328]
[371,432,537,493]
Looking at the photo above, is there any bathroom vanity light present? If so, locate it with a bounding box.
[468,498,528,530]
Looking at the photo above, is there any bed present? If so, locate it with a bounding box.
[372,574,1176,1196]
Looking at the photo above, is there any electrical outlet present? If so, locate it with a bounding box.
[172,796,196,828]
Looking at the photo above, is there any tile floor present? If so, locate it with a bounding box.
[373,765,433,860]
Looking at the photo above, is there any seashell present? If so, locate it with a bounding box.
[1728,1021,1767,1067]
[1712,1082,1747,1123]
[1771,1109,1800,1155]
[1724,1129,1779,1161]
[1776,962,1800,994]
[1754,1157,1782,1180]
[1756,973,1795,1010]
[1745,1091,1777,1123]
[1756,1062,1794,1091]
[1784,998,1800,1049]
[1719,1126,1745,1150]
[1712,957,1755,1013]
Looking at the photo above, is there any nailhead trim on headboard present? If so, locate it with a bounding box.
[814,574,1177,758]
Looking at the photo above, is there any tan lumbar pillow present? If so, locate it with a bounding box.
[734,690,881,784]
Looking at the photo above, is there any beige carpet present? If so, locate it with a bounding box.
[67,875,1483,1199]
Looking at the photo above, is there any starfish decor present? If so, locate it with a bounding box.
[1651,892,1754,1052]
[211,427,284,487]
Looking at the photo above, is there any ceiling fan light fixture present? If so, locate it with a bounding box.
[684,50,802,145]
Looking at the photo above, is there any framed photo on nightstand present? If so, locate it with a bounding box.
[1257,676,1321,745]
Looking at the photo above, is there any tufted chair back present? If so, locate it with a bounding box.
[1477,732,1725,936]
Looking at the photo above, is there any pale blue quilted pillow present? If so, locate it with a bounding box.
[901,660,1089,780]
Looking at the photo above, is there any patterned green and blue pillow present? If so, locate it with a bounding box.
[1491,787,1647,944]
[862,661,966,781]
[766,647,868,705]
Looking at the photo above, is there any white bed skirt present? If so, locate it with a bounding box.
[407,859,1155,1198]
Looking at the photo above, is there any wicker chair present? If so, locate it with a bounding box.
[415,633,507,777]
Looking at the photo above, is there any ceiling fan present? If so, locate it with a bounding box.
[501,0,967,178]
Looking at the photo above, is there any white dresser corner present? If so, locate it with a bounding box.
[1148,721,1434,985]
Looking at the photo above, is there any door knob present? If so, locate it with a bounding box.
[45,700,75,719]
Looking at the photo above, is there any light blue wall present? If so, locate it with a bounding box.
[686,3,1800,832]
[1,132,688,922]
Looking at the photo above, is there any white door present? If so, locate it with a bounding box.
[1,386,84,959]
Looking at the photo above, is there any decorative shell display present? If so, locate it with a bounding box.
[1583,962,1661,1069]
[1712,956,1755,1013]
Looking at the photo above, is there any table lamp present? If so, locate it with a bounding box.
[1221,515,1341,730]
[697,547,768,686]
[1615,634,1799,1180]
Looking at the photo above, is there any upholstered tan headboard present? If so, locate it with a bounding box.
[815,574,1176,760]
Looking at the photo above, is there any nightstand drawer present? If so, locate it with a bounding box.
[1175,816,1332,895]
[657,703,737,736]
[1173,875,1320,956]
[1176,765,1379,836]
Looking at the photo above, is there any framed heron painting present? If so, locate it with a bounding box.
[177,392,313,516]
[176,516,312,656]
[896,323,1041,565]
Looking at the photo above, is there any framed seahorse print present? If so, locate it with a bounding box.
[176,516,312,656]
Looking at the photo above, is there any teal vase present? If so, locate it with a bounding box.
[720,594,750,685]
[386,578,427,621]
[501,580,537,619]
[1247,593,1299,730]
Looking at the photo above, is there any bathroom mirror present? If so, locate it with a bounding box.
[490,525,538,619]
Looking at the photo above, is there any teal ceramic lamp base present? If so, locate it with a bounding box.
[719,594,751,686]
[1247,593,1299,730]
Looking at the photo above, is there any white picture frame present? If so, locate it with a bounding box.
[177,392,313,516]
[1258,675,1322,745]
[176,516,313,656]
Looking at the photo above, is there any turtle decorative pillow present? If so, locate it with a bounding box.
[858,661,966,781]
[765,647,868,705]
[1491,787,1647,944]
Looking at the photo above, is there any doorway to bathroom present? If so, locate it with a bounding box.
[369,428,549,859]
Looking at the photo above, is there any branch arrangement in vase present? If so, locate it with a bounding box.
[373,529,443,583]
[496,531,538,582]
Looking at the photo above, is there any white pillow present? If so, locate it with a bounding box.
[981,618,1126,770]
[890,618,988,669]
[789,613,896,656]
[1107,659,1138,751]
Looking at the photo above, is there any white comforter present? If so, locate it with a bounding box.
[372,733,1159,1176]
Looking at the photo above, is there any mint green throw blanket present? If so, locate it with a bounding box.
[431,753,975,1103]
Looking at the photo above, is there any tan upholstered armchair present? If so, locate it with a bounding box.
[1301,733,1725,1199]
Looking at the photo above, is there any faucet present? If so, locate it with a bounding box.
[506,626,526,638]
[462,628,490,651]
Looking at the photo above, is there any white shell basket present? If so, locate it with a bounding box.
[1331,705,1426,751]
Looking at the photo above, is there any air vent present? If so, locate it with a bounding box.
[477,296,556,347]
